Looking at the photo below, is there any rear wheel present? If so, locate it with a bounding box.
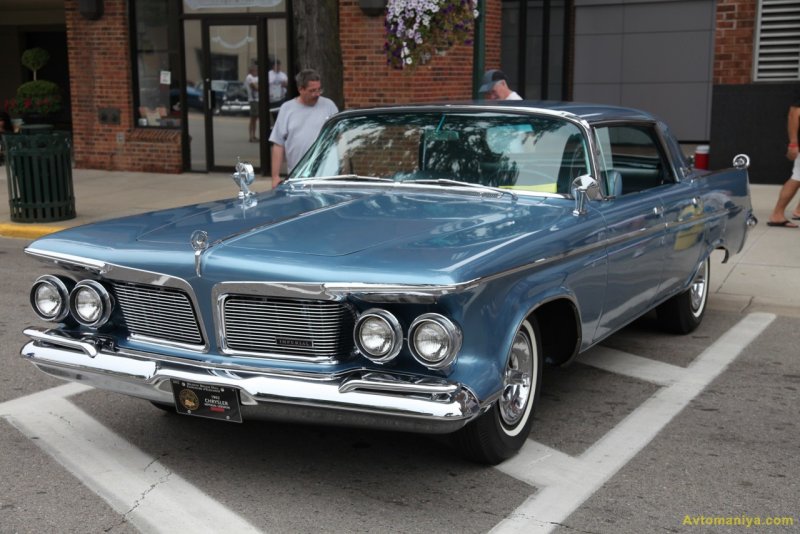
[657,257,710,334]
[453,318,542,465]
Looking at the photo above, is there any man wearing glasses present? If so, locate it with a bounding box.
[269,68,339,188]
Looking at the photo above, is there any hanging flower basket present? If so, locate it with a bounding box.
[385,0,479,70]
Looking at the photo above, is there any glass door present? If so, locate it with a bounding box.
[183,16,289,173]
[185,21,264,172]
[207,22,261,171]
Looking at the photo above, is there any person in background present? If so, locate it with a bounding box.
[767,97,800,227]
[245,63,259,142]
[479,70,522,101]
[268,59,289,121]
[269,68,338,188]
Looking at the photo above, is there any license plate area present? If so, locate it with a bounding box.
[171,379,242,423]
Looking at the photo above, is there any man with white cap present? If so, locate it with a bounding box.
[479,69,522,101]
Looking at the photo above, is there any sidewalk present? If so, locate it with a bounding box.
[1,165,799,313]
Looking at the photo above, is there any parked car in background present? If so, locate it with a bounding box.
[21,102,756,464]
[196,80,243,115]
[219,81,250,115]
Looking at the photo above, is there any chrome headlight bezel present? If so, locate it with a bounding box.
[69,280,113,328]
[354,308,403,363]
[30,275,72,322]
[409,313,462,370]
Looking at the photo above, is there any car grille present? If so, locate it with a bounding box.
[222,295,356,359]
[112,282,204,346]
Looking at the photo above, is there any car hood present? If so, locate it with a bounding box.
[31,187,573,284]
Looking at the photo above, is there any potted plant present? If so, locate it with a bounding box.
[3,48,62,124]
[384,0,479,69]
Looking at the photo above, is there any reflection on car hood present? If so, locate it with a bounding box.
[32,187,573,284]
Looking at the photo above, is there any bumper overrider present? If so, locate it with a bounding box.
[21,327,483,434]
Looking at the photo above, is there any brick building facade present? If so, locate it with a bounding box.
[2,0,798,183]
[58,0,502,175]
[65,0,183,173]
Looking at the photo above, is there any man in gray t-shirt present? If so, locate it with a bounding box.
[269,69,339,188]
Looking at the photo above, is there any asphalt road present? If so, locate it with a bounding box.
[1,237,798,534]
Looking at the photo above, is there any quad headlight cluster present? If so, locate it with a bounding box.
[354,309,462,370]
[30,275,113,328]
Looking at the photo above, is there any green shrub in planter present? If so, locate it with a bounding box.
[17,80,60,98]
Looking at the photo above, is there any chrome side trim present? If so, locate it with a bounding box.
[21,329,483,434]
[25,248,108,273]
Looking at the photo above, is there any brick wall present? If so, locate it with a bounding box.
[65,0,181,173]
[339,0,500,108]
[483,0,502,72]
[713,0,756,85]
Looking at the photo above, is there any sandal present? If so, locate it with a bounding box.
[766,220,798,228]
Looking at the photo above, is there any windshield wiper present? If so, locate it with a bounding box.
[293,174,394,183]
[407,178,518,201]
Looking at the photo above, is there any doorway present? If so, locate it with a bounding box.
[184,20,269,173]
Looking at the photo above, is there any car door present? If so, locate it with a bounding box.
[652,124,705,297]
[591,123,668,342]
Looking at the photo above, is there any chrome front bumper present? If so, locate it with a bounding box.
[21,327,483,434]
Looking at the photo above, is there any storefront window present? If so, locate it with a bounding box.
[133,0,182,128]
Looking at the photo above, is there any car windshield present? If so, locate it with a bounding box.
[291,111,590,194]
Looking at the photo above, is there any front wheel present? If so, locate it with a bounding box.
[453,318,542,465]
[657,257,710,334]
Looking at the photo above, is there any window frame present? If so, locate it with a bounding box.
[129,0,184,129]
[592,122,676,196]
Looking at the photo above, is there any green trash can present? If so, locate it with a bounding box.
[3,130,76,222]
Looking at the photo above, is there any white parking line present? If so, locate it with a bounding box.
[0,383,262,534]
[493,312,775,534]
[578,345,688,386]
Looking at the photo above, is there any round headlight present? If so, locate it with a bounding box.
[69,280,113,327]
[409,314,462,369]
[354,309,402,363]
[30,275,72,321]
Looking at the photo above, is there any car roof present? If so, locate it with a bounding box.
[341,100,657,125]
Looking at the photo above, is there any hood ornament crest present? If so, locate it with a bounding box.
[190,230,208,277]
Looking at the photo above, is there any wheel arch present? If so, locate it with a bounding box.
[525,295,581,367]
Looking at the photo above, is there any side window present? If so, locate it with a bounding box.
[594,125,675,195]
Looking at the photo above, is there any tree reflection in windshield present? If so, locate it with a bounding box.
[292,112,586,193]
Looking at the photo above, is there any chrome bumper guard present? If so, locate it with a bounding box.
[21,327,482,434]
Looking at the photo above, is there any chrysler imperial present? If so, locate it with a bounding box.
[21,102,756,464]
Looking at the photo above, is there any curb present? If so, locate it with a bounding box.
[0,222,66,240]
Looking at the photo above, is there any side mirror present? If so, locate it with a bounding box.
[733,154,750,169]
[572,174,601,216]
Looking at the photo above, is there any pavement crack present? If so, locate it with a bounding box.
[504,513,601,534]
[122,467,173,521]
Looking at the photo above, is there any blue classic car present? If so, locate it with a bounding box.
[22,102,756,464]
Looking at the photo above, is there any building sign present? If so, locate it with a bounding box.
[183,0,282,9]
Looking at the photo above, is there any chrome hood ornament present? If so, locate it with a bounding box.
[232,159,257,209]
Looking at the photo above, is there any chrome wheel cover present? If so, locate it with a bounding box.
[499,328,535,429]
[690,260,709,317]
